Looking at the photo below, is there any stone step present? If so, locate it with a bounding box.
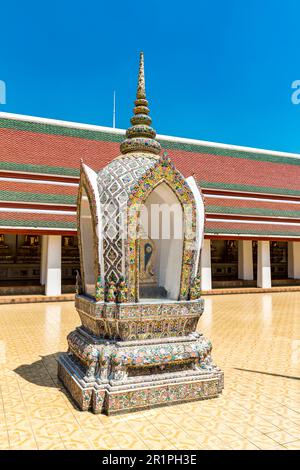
[0,293,75,305]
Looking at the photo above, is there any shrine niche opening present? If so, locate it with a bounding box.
[139,182,183,301]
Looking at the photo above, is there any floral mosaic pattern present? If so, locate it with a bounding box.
[75,295,204,340]
[97,153,157,285]
[105,378,221,415]
[59,325,223,414]
[96,150,198,301]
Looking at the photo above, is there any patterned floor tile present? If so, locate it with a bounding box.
[283,440,300,450]
[266,430,299,445]
[0,293,299,450]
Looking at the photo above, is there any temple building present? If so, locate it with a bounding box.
[1,68,300,297]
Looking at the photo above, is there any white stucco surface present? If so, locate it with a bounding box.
[45,235,62,296]
[185,176,205,278]
[238,240,254,280]
[200,239,212,291]
[257,240,271,288]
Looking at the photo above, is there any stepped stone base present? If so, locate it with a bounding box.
[57,326,224,415]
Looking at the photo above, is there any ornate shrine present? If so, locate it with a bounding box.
[58,52,223,414]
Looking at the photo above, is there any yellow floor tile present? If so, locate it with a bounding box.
[0,293,299,450]
[283,440,300,450]
[266,430,298,445]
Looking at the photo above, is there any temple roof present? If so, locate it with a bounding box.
[1,112,300,238]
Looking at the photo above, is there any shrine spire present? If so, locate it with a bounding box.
[136,50,146,99]
[120,52,161,155]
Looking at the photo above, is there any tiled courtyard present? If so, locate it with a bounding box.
[0,292,299,450]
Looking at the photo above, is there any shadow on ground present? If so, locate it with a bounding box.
[235,367,300,381]
[14,352,63,388]
[13,352,81,409]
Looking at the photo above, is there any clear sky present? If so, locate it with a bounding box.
[1,0,300,153]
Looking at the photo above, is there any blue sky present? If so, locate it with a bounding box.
[1,0,300,153]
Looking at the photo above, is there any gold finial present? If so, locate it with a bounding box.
[137,52,146,99]
[120,52,161,156]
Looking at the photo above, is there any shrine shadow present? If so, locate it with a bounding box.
[14,352,64,389]
[234,368,300,381]
[13,352,82,408]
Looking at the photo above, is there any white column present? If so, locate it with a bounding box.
[293,242,300,278]
[40,235,48,285]
[288,242,293,278]
[238,240,254,280]
[257,240,271,288]
[45,235,62,296]
[200,238,212,291]
[288,241,300,279]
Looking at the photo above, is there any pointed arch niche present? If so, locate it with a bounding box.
[140,182,183,300]
[126,156,198,303]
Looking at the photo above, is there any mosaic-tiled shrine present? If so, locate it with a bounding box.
[58,52,224,414]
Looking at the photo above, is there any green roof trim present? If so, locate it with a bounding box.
[0,161,79,177]
[201,180,300,197]
[0,219,76,229]
[0,118,124,144]
[0,190,77,205]
[162,141,300,166]
[206,204,300,218]
[205,227,300,237]
[1,117,300,167]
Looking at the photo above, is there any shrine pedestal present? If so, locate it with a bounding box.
[57,296,224,415]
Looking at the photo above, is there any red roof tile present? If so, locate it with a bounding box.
[0,180,77,196]
[205,220,300,237]
[1,116,300,237]
[1,125,300,196]
[205,197,300,218]
[0,128,118,173]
